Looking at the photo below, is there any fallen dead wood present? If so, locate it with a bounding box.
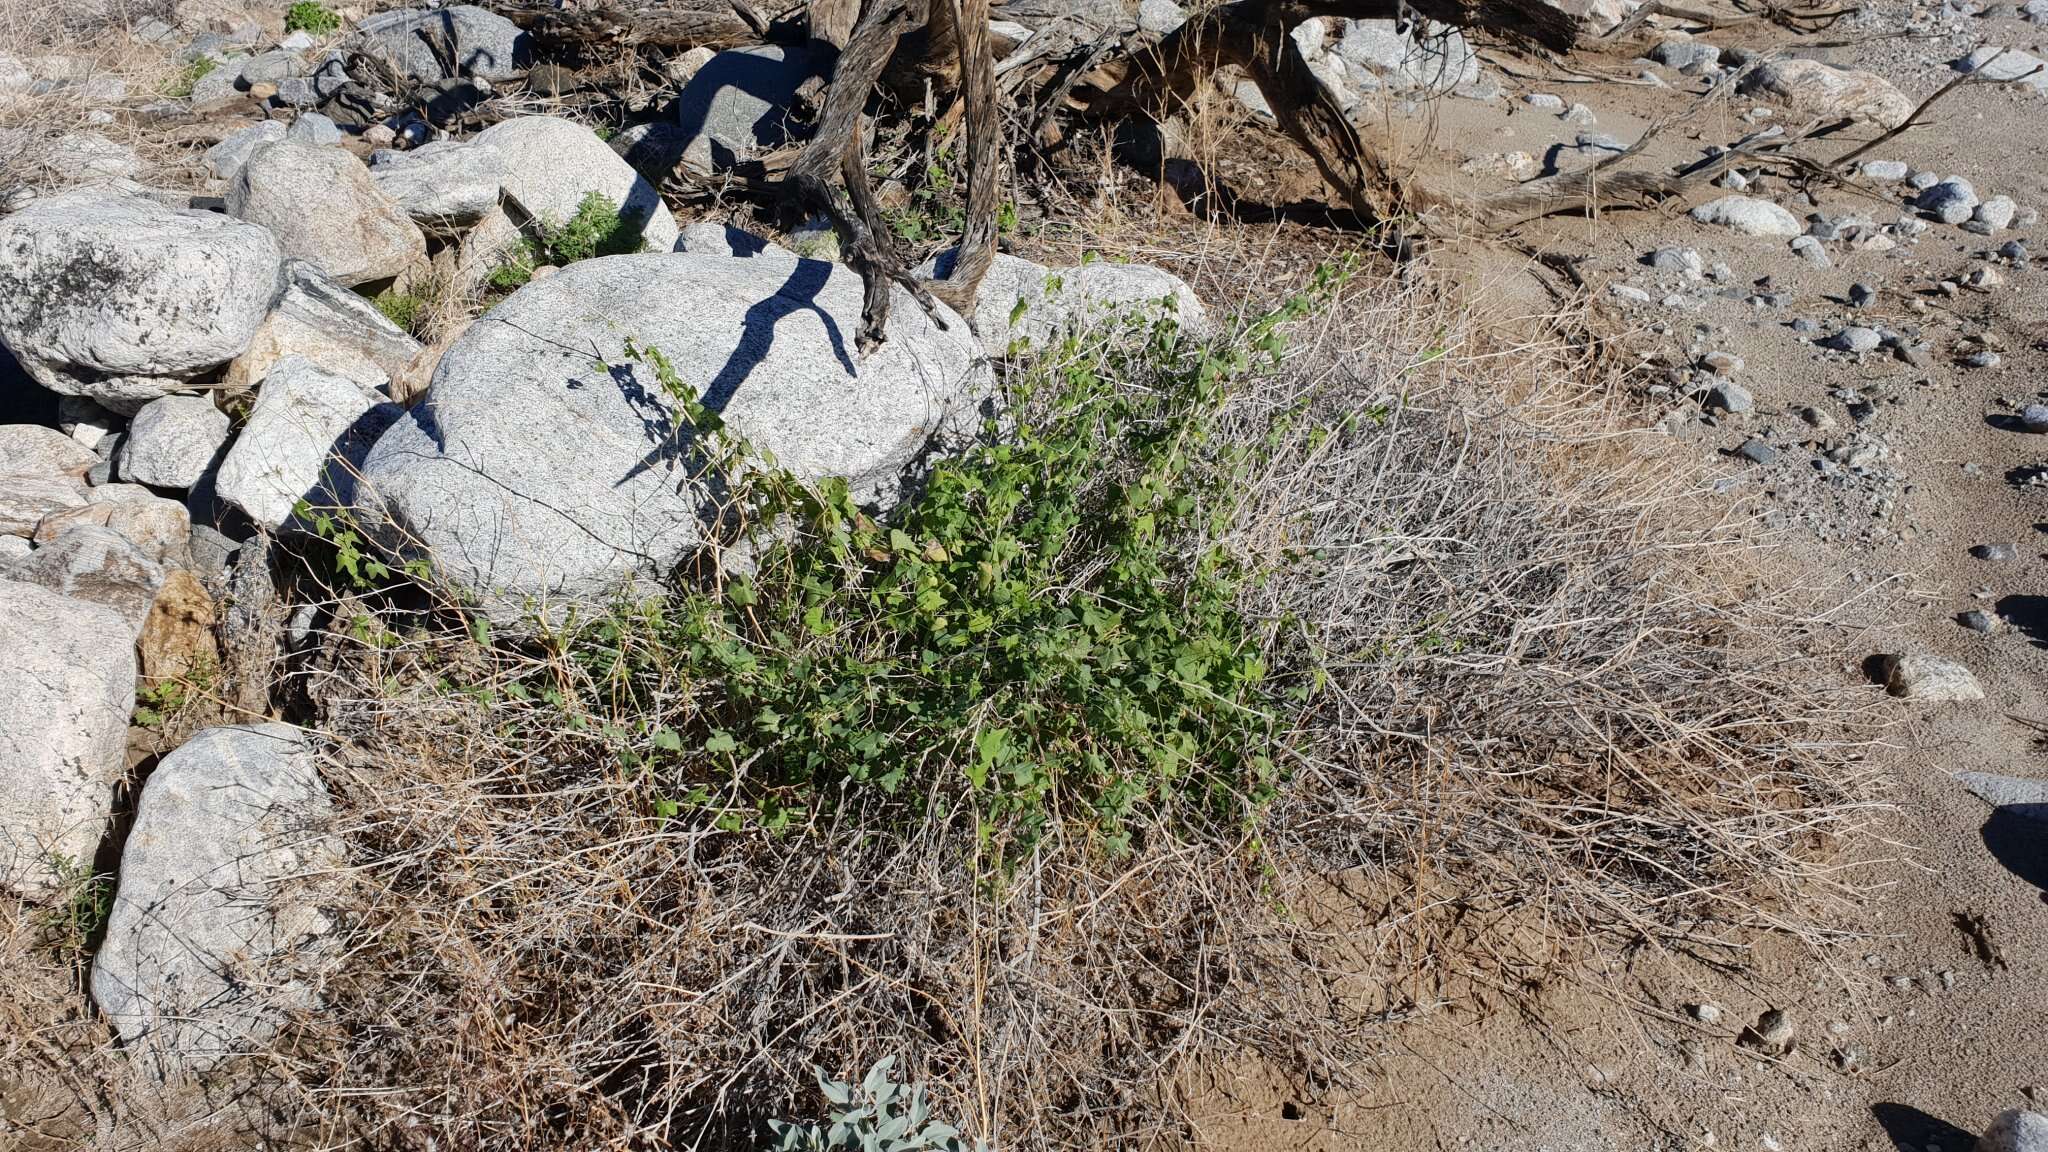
[492,0,758,51]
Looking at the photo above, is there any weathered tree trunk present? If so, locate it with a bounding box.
[493,0,756,51]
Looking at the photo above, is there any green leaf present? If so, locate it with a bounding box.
[704,731,739,755]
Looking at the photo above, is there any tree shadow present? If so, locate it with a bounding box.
[1,347,57,425]
[1995,594,2048,649]
[1871,1102,1974,1152]
[668,44,822,175]
[612,247,853,486]
[1982,806,2048,901]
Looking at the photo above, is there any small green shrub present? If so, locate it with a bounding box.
[284,1,340,35]
[487,190,649,293]
[37,854,111,958]
[534,274,1339,857]
[767,1058,986,1152]
[373,285,433,338]
[165,56,217,97]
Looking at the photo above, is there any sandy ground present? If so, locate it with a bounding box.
[1181,3,2048,1148]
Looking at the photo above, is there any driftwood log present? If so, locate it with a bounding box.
[471,0,1911,341]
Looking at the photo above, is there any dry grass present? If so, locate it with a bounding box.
[101,254,1870,1150]
[0,0,185,204]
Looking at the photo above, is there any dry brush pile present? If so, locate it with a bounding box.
[0,0,1904,1146]
[240,259,1884,1150]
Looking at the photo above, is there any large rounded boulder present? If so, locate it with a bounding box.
[0,187,283,413]
[359,240,986,627]
[226,141,427,288]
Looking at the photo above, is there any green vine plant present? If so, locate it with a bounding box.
[37,853,111,960]
[283,0,340,35]
[529,262,1351,860]
[488,191,652,293]
[765,1057,988,1152]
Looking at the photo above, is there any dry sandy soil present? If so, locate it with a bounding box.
[1176,2,2048,1147]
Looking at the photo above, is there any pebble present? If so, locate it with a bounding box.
[1967,265,2004,290]
[1690,1002,1724,1024]
[1967,194,2018,234]
[1799,405,1837,431]
[1970,542,2017,561]
[1707,380,1755,413]
[1861,159,1910,181]
[1918,177,1979,225]
[1739,1008,1796,1056]
[2020,403,2048,432]
[1960,608,1997,633]
[1562,102,1597,124]
[1610,282,1652,303]
[1524,92,1565,110]
[1791,317,1819,335]
[1790,235,1831,268]
[1829,326,1882,354]
[1848,282,1877,308]
[1968,350,2004,369]
[1736,438,1777,465]
[1908,170,1942,190]
[1649,246,1704,278]
[1976,1110,2048,1152]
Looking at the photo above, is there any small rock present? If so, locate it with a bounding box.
[1738,1008,1796,1056]
[1968,350,2004,369]
[1970,195,2018,234]
[2018,403,2048,432]
[369,139,508,237]
[1860,159,1909,182]
[91,723,341,1075]
[1737,58,1911,127]
[1648,246,1704,278]
[1918,177,1980,226]
[1969,542,2017,562]
[1976,1109,2048,1152]
[1609,282,1652,304]
[216,356,401,529]
[1691,1002,1724,1024]
[117,395,230,490]
[1959,609,1998,633]
[286,111,342,146]
[1651,39,1721,71]
[672,45,823,176]
[1791,234,1831,268]
[1877,653,1984,702]
[203,120,287,182]
[0,424,97,477]
[1848,282,1877,308]
[227,141,426,288]
[1524,91,1565,110]
[1952,45,2048,91]
[348,4,530,83]
[1691,195,1803,237]
[0,581,134,897]
[1736,437,1777,465]
[1828,326,1882,354]
[6,524,165,637]
[1706,380,1754,413]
